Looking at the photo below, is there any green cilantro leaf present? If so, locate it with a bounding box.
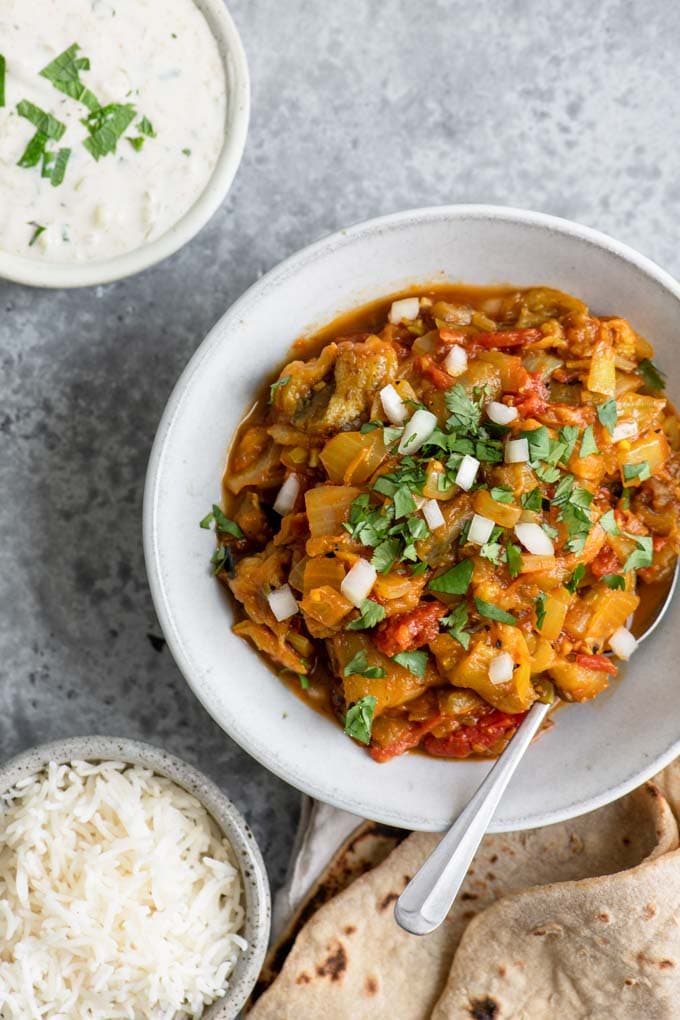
[298,673,310,690]
[210,544,234,576]
[623,535,653,572]
[474,598,518,626]
[199,504,244,539]
[534,462,561,484]
[490,486,514,504]
[638,358,666,391]
[17,99,66,139]
[28,222,46,247]
[623,461,651,482]
[445,384,482,434]
[343,695,377,744]
[522,426,550,462]
[558,425,579,462]
[269,375,291,402]
[371,538,401,574]
[346,599,386,631]
[40,44,100,112]
[393,485,417,519]
[579,425,599,458]
[534,592,547,630]
[566,562,586,593]
[138,115,156,137]
[601,574,625,590]
[506,541,522,578]
[553,474,574,507]
[597,399,618,435]
[440,603,471,649]
[428,558,474,595]
[392,650,429,678]
[82,103,137,160]
[598,509,620,536]
[521,488,543,512]
[343,651,386,679]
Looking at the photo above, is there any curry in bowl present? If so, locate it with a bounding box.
[202,286,680,762]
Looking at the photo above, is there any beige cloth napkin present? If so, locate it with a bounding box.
[272,799,362,938]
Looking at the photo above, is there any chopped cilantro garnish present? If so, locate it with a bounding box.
[392,650,428,678]
[599,509,620,535]
[28,222,46,247]
[558,425,579,462]
[490,486,514,504]
[506,541,522,578]
[552,474,574,507]
[17,130,48,168]
[601,574,625,590]
[40,44,100,112]
[346,599,386,631]
[200,504,244,539]
[393,485,417,519]
[182,147,191,156]
[299,673,310,690]
[440,603,471,649]
[138,116,156,137]
[82,103,137,160]
[534,592,547,629]
[579,425,599,458]
[428,558,474,595]
[534,462,561,484]
[343,651,386,679]
[566,562,586,593]
[623,535,653,573]
[445,385,482,434]
[343,695,377,744]
[371,537,401,574]
[17,100,66,139]
[210,544,234,576]
[269,375,291,402]
[474,598,517,626]
[638,358,666,391]
[521,488,543,512]
[522,425,550,462]
[623,461,651,482]
[597,399,618,435]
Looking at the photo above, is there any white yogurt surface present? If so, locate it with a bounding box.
[0,0,227,262]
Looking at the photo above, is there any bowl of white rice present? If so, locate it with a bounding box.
[0,735,270,1020]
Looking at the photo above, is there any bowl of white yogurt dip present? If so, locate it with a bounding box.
[0,0,249,288]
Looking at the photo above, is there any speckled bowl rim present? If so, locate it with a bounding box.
[0,0,250,289]
[0,735,270,1020]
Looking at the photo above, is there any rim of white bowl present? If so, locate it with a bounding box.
[0,735,271,1019]
[144,204,680,832]
[0,0,250,290]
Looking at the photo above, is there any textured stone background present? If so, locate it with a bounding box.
[2,0,680,890]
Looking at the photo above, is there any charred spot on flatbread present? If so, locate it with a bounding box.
[295,972,311,985]
[315,939,348,982]
[363,975,379,996]
[378,891,399,912]
[468,996,499,1019]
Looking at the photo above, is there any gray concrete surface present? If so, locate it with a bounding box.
[2,0,680,891]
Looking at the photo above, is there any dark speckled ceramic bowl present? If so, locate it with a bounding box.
[0,735,270,1020]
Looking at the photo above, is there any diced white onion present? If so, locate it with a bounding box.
[443,345,468,377]
[398,409,438,455]
[388,297,420,324]
[609,625,638,660]
[489,652,514,685]
[340,559,377,608]
[273,474,300,515]
[611,421,638,443]
[505,437,530,464]
[455,453,480,492]
[413,495,427,510]
[486,400,519,425]
[468,513,495,546]
[514,522,555,556]
[380,383,408,424]
[422,499,446,530]
[267,584,299,621]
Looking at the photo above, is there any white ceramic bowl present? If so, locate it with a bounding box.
[144,205,680,832]
[0,0,249,289]
[0,736,270,1019]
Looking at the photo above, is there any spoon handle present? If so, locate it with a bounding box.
[394,698,552,936]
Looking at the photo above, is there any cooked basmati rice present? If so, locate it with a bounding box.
[0,760,247,1019]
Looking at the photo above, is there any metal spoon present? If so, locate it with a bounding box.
[394,563,679,937]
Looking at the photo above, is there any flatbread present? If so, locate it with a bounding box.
[250,821,406,1005]
[432,848,680,1019]
[247,782,676,1019]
